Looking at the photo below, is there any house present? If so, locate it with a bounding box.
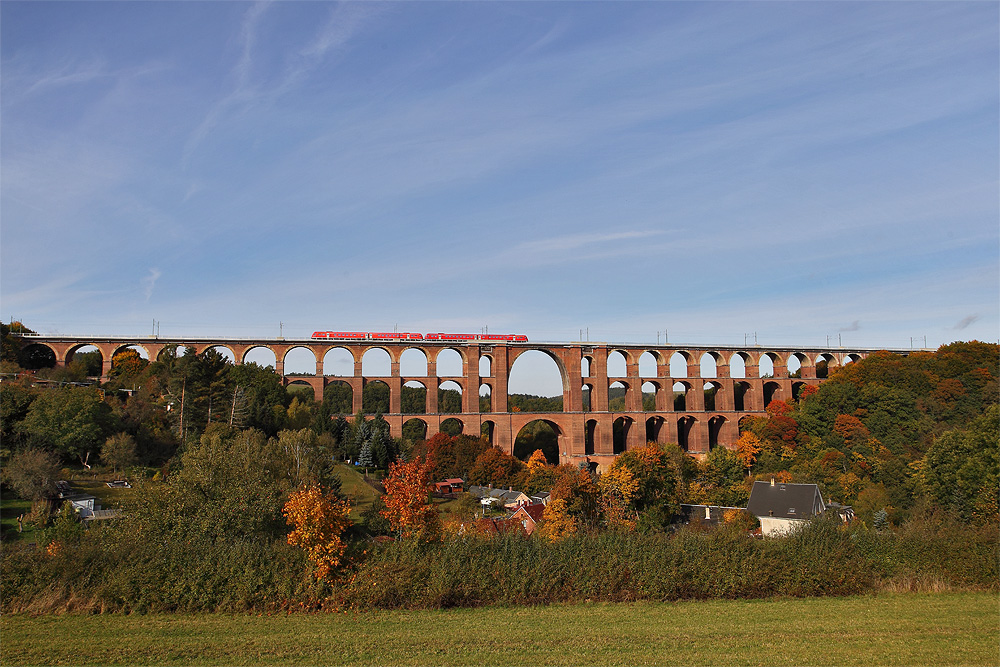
[508,503,546,535]
[467,485,532,510]
[746,479,829,536]
[434,478,464,494]
[530,492,551,506]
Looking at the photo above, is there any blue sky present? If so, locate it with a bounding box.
[2,1,997,392]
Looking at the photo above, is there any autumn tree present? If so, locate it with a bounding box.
[467,446,524,488]
[598,462,639,530]
[284,484,353,580]
[381,457,440,540]
[735,431,763,475]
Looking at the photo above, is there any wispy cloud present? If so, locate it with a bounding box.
[839,321,861,332]
[954,314,979,330]
[515,230,665,255]
[142,268,162,301]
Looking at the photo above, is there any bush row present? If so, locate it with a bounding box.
[2,516,996,613]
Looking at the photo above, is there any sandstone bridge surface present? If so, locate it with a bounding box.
[21,334,897,468]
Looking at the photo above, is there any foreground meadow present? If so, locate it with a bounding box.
[2,592,995,666]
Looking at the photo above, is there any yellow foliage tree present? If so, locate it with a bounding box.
[283,485,352,580]
[538,498,577,541]
[598,462,639,531]
[735,432,763,474]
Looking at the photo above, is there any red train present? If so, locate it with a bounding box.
[310,331,528,342]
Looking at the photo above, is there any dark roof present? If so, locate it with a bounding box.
[510,503,546,523]
[746,481,826,520]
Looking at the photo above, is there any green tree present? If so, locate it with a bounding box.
[102,432,138,474]
[1,448,60,508]
[921,405,999,523]
[20,388,116,461]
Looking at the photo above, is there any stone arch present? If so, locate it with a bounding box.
[677,415,696,451]
[481,420,496,444]
[66,343,103,371]
[609,380,628,411]
[673,381,691,411]
[641,380,659,411]
[791,381,807,401]
[362,347,391,376]
[787,352,808,378]
[436,348,464,377]
[508,348,568,396]
[402,380,426,414]
[244,345,277,368]
[700,352,720,379]
[283,346,317,375]
[729,352,749,379]
[763,381,782,406]
[112,343,150,361]
[607,350,628,378]
[402,418,428,443]
[440,417,464,436]
[286,379,317,402]
[514,419,560,464]
[585,419,598,455]
[844,353,863,365]
[438,379,463,413]
[639,351,660,377]
[478,354,492,378]
[758,352,777,378]
[203,345,235,363]
[479,382,492,412]
[400,348,428,376]
[582,383,593,412]
[156,344,191,362]
[363,379,390,413]
[734,381,751,411]
[581,355,592,378]
[323,380,353,414]
[323,347,355,377]
[645,416,665,443]
[816,353,838,379]
[703,381,722,411]
[20,342,57,369]
[708,415,727,449]
[612,417,632,454]
[670,351,691,377]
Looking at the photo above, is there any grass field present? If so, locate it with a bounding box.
[334,463,381,520]
[1,593,995,666]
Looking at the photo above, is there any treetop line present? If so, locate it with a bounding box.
[16,332,895,468]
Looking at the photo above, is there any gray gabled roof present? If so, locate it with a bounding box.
[746,481,826,520]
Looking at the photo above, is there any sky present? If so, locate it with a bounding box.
[2,1,998,394]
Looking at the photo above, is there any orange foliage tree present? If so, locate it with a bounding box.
[735,431,763,475]
[283,485,353,580]
[381,457,441,540]
[525,449,548,472]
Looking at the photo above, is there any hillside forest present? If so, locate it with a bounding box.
[1,323,996,612]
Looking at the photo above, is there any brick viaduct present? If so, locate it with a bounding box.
[23,335,872,469]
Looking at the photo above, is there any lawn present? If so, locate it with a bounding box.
[1,592,995,666]
[334,463,381,520]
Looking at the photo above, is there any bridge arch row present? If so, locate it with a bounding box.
[21,336,872,468]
